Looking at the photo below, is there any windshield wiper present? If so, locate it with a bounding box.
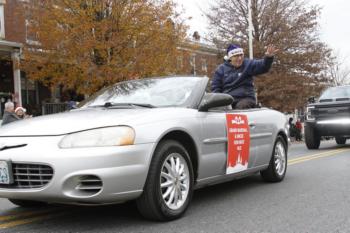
[103,102,156,108]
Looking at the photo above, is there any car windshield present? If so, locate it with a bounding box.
[79,77,202,108]
[319,86,350,100]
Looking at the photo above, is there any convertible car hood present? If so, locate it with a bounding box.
[0,108,153,136]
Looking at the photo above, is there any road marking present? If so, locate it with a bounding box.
[289,148,348,162]
[0,211,67,229]
[0,208,60,222]
[288,148,350,165]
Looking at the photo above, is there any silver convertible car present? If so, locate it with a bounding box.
[0,77,289,221]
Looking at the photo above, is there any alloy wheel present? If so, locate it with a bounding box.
[274,141,286,176]
[160,153,190,210]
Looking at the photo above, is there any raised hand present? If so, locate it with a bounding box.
[265,44,279,57]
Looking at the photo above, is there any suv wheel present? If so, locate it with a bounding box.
[304,124,320,149]
[335,136,346,145]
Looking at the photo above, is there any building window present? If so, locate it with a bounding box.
[25,19,41,45]
[0,5,4,39]
[176,56,183,70]
[201,59,207,72]
[190,54,196,75]
[21,72,38,106]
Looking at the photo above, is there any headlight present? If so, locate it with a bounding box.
[58,126,135,148]
[306,106,315,121]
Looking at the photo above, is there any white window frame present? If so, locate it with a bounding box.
[25,19,41,45]
[176,56,183,70]
[201,59,207,72]
[0,5,5,39]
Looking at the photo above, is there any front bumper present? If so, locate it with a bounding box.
[0,136,155,204]
[307,118,350,136]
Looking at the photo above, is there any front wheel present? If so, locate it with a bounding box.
[136,140,194,221]
[304,124,320,149]
[260,135,287,182]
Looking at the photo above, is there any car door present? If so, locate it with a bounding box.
[197,107,269,179]
[197,107,274,180]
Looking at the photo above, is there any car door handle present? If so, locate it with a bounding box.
[248,122,256,129]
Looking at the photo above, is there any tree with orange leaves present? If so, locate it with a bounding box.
[21,0,187,95]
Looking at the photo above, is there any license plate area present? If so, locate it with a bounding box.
[0,161,13,184]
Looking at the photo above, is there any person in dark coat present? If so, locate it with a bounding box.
[211,44,278,109]
[288,117,296,138]
[1,101,20,126]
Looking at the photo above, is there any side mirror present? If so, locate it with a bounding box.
[308,96,315,103]
[198,93,233,112]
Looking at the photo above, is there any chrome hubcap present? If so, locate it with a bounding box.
[160,153,190,210]
[274,141,286,176]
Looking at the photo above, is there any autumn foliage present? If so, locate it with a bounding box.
[21,0,187,95]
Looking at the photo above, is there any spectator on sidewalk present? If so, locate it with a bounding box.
[288,117,296,139]
[1,101,20,126]
[15,106,31,119]
[295,118,303,141]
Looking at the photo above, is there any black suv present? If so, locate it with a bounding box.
[305,85,350,149]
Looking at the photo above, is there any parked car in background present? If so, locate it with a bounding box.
[0,76,289,221]
[305,85,350,149]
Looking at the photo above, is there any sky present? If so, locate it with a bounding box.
[175,0,350,66]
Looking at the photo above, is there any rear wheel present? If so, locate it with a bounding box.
[261,135,287,182]
[8,199,47,208]
[335,136,346,145]
[304,124,320,149]
[136,140,194,221]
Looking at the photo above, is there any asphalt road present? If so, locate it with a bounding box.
[1,140,350,233]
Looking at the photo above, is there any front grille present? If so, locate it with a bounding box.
[0,163,54,189]
[315,105,350,120]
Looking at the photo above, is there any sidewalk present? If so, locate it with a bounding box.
[291,140,304,144]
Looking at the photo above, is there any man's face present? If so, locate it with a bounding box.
[230,54,244,68]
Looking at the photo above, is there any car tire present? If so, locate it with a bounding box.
[304,124,320,149]
[136,140,194,221]
[8,199,47,207]
[335,136,346,145]
[260,135,287,182]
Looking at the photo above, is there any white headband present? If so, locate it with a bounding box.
[227,48,244,58]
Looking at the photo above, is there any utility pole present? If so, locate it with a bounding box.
[248,0,258,104]
[248,0,254,59]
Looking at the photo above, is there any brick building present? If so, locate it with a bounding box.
[177,36,222,79]
[0,0,52,118]
[0,1,222,117]
[0,0,22,117]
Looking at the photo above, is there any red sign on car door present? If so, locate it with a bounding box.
[226,114,250,174]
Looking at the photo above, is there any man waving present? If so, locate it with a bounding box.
[212,44,278,109]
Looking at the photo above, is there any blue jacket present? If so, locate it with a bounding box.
[211,56,274,99]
